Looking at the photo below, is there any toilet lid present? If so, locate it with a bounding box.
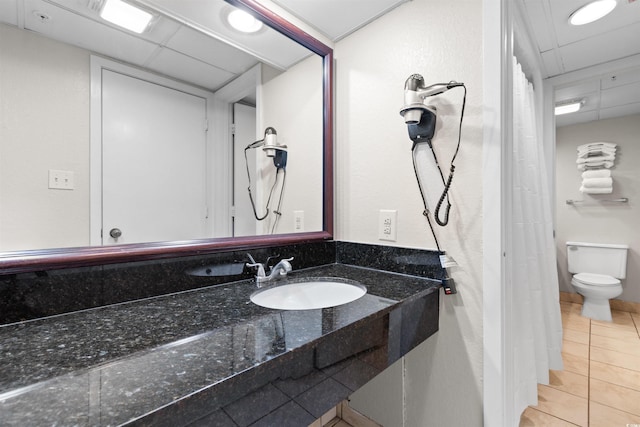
[574,273,620,287]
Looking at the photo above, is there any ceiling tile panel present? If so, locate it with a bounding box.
[549,0,640,46]
[523,0,555,52]
[273,0,409,41]
[146,47,234,91]
[144,0,310,70]
[599,102,640,120]
[23,0,158,67]
[600,66,640,89]
[541,49,564,76]
[558,23,640,72]
[600,81,640,108]
[555,80,600,101]
[165,25,258,75]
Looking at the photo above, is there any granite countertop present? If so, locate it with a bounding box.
[0,263,440,426]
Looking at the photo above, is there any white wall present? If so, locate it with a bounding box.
[0,23,91,251]
[555,113,640,303]
[334,0,484,425]
[259,54,324,234]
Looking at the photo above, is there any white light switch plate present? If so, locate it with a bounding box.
[49,170,75,190]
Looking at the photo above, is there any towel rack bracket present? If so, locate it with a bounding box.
[566,197,628,205]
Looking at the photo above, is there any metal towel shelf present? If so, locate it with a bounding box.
[566,197,628,205]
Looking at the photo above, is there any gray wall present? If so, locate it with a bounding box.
[555,113,640,303]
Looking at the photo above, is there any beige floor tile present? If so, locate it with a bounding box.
[591,333,640,357]
[563,329,590,345]
[562,352,589,376]
[562,340,589,359]
[591,323,640,341]
[589,401,640,427]
[545,370,588,398]
[592,310,636,330]
[519,407,579,426]
[560,302,582,315]
[562,315,590,333]
[590,377,640,416]
[532,384,588,427]
[590,360,640,392]
[591,346,640,372]
[632,312,640,336]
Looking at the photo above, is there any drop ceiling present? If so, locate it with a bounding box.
[521,0,640,126]
[272,0,409,41]
[0,0,309,92]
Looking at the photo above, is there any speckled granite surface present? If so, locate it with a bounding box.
[0,242,337,324]
[0,242,443,426]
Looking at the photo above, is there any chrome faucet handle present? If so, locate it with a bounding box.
[280,257,294,267]
[246,253,266,278]
[273,257,294,275]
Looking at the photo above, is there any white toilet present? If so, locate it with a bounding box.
[566,241,628,322]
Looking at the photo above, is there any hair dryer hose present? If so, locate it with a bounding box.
[434,165,455,226]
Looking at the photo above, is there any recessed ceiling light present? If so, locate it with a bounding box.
[569,0,617,26]
[555,99,584,115]
[227,9,263,33]
[100,0,153,34]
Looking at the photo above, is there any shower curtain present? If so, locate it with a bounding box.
[511,57,564,421]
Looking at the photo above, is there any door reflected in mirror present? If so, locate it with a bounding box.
[0,0,324,252]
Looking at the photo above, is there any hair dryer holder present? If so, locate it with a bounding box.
[407,106,437,145]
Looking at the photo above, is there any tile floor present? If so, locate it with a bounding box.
[520,302,640,426]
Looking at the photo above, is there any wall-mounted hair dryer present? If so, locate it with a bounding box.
[400,74,466,295]
[247,127,288,169]
[399,74,464,145]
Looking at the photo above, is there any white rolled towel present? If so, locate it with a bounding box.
[581,169,611,179]
[577,142,617,151]
[577,148,616,158]
[578,160,614,170]
[581,177,613,188]
[576,154,615,164]
[580,186,613,194]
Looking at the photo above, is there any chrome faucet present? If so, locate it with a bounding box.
[246,254,294,286]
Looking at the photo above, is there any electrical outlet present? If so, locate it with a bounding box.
[48,170,75,190]
[378,209,397,241]
[294,210,304,231]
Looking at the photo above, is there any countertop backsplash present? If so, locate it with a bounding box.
[0,241,443,325]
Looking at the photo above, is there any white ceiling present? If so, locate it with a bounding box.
[0,0,309,92]
[521,0,640,126]
[272,0,409,41]
[4,0,636,127]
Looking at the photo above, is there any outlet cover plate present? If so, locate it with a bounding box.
[378,209,397,241]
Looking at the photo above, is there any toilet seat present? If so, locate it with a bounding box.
[573,272,620,287]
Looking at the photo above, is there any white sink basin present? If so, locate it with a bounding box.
[250,278,367,310]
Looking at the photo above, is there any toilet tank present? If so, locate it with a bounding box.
[566,241,629,279]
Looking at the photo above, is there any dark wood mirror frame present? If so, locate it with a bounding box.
[0,0,334,275]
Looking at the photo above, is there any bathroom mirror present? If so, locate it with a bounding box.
[0,0,333,273]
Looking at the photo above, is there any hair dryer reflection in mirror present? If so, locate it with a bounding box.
[244,127,288,233]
